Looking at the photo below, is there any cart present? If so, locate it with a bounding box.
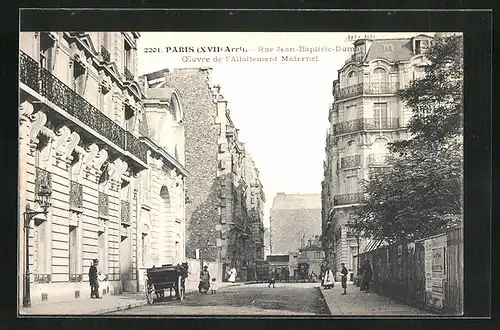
[145,262,188,304]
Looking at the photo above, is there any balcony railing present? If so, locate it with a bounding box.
[19,51,39,92]
[98,192,109,217]
[19,51,148,164]
[333,118,399,135]
[101,45,111,62]
[124,67,134,81]
[121,200,130,225]
[334,192,364,206]
[334,82,400,100]
[69,181,83,210]
[340,155,361,169]
[368,153,392,166]
[35,167,52,196]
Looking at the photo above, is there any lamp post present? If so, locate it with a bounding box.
[23,185,52,307]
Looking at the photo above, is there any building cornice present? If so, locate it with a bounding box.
[140,136,189,177]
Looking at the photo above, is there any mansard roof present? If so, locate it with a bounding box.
[365,38,414,63]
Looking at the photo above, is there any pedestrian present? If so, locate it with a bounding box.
[322,265,334,289]
[340,262,348,295]
[268,268,276,288]
[228,266,237,284]
[210,278,218,294]
[88,259,101,299]
[361,260,373,293]
[199,265,210,294]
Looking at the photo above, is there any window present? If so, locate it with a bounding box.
[98,230,106,275]
[347,71,358,86]
[124,104,135,133]
[345,105,357,121]
[346,170,358,193]
[73,61,86,95]
[141,233,148,266]
[415,40,421,54]
[374,103,388,128]
[314,251,323,259]
[34,221,47,277]
[39,32,55,71]
[346,140,356,156]
[69,225,78,276]
[372,68,387,85]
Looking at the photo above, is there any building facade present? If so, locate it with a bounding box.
[321,34,434,279]
[269,193,322,255]
[18,31,187,307]
[146,68,265,281]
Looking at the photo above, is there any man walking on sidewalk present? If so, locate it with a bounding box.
[89,259,102,299]
[340,263,348,295]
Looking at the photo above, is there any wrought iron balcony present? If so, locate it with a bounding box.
[124,67,134,81]
[101,45,111,62]
[121,200,130,225]
[98,192,109,217]
[340,155,361,169]
[69,274,83,282]
[334,192,364,206]
[35,167,52,196]
[368,153,392,166]
[333,117,399,135]
[19,51,148,164]
[69,181,83,210]
[19,51,39,92]
[334,82,400,100]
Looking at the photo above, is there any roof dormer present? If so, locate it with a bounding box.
[411,34,434,55]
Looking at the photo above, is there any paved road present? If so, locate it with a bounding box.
[109,283,329,316]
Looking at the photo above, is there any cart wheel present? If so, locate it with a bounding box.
[145,283,154,305]
[177,276,185,301]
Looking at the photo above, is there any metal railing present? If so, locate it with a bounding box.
[121,200,131,225]
[368,153,392,166]
[69,181,83,209]
[19,51,148,164]
[333,117,399,135]
[334,192,364,206]
[35,167,52,196]
[334,82,400,100]
[98,192,109,217]
[101,45,111,62]
[340,155,361,169]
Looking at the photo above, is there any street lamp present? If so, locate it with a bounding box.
[23,184,52,307]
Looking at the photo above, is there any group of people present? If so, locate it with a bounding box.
[321,260,372,295]
[321,262,349,295]
[198,265,238,294]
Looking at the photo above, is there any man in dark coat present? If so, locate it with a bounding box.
[340,263,348,295]
[360,260,373,292]
[88,259,101,299]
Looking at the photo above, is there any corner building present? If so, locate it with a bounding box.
[18,32,187,307]
[321,35,434,279]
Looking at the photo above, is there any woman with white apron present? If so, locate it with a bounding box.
[228,266,237,283]
[322,265,335,289]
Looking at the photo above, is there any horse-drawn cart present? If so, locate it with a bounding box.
[145,263,188,304]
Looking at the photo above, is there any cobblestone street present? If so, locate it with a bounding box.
[109,283,329,316]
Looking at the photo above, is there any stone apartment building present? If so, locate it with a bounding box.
[145,68,265,280]
[18,31,187,307]
[269,193,322,255]
[321,34,434,279]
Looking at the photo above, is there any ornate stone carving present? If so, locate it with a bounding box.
[93,148,109,178]
[29,111,48,151]
[82,143,99,179]
[54,126,72,161]
[109,158,129,190]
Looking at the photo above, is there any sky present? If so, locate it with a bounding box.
[136,32,426,227]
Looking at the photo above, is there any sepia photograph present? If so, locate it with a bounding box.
[18,25,466,317]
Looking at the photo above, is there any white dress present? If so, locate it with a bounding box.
[228,268,237,283]
[323,270,334,287]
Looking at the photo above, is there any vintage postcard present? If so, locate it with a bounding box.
[18,28,464,316]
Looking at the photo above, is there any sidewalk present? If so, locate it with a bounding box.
[19,281,249,316]
[319,282,434,316]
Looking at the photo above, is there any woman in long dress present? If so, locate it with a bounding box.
[322,266,335,289]
[228,266,237,283]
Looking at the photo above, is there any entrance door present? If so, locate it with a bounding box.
[120,229,131,290]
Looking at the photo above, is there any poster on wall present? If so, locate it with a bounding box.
[424,234,447,310]
[424,240,433,293]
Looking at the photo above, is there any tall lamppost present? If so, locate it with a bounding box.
[23,185,52,307]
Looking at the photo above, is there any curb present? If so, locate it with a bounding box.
[317,287,333,316]
[99,300,149,315]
